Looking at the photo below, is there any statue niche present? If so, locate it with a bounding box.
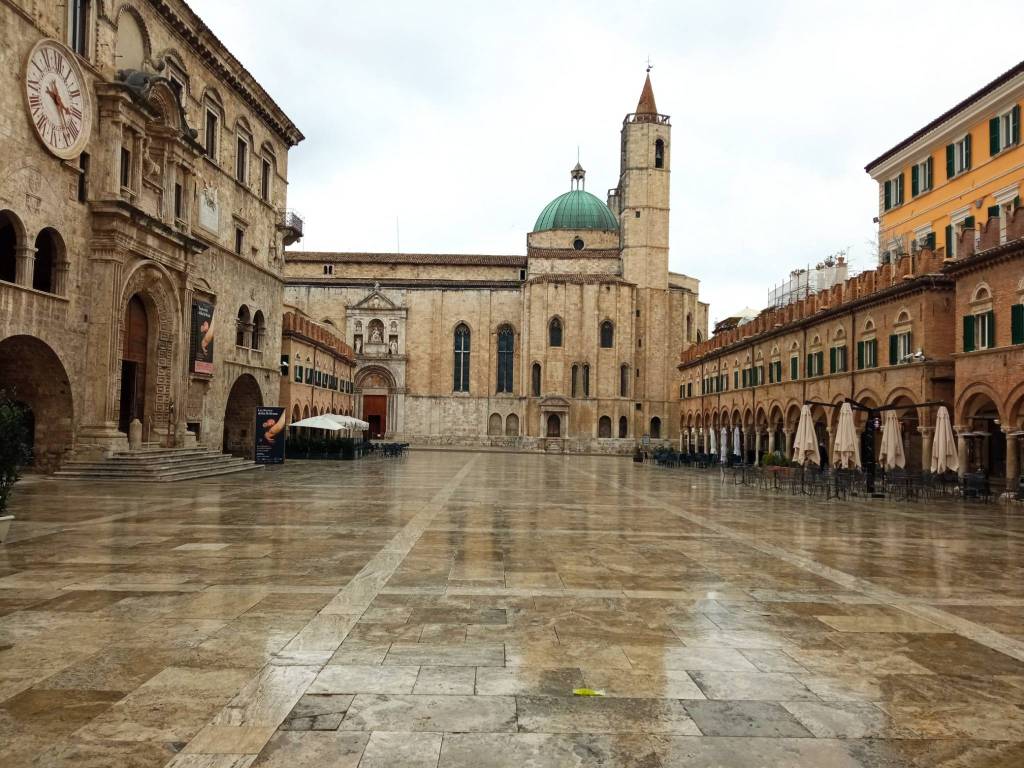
[367,319,385,346]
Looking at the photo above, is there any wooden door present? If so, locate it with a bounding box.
[363,394,387,438]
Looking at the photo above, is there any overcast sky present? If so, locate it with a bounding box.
[193,0,1023,323]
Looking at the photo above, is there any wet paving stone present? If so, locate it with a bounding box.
[2,452,1024,766]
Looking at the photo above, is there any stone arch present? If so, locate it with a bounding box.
[618,415,628,438]
[116,262,180,436]
[957,387,1004,477]
[223,373,262,457]
[356,364,397,439]
[598,415,612,438]
[548,315,563,347]
[0,209,26,283]
[31,227,68,295]
[1006,380,1024,431]
[650,416,662,439]
[971,282,993,303]
[505,413,519,436]
[487,412,502,436]
[0,335,74,471]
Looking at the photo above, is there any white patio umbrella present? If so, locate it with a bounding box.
[290,414,347,431]
[878,410,906,470]
[833,402,861,469]
[792,404,820,467]
[709,428,717,456]
[733,426,742,457]
[326,414,370,431]
[720,427,728,463]
[930,406,959,474]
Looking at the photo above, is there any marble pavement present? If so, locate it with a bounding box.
[2,452,1024,766]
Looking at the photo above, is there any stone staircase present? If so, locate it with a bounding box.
[53,446,263,482]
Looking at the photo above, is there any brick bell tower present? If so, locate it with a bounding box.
[618,71,670,290]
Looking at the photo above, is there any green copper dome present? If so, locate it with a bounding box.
[533,165,619,232]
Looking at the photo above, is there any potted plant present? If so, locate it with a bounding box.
[0,391,31,543]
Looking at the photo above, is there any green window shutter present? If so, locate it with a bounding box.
[1013,105,1021,144]
[963,315,975,352]
[768,363,773,384]
[911,165,919,196]
[945,224,953,255]
[965,215,975,228]
[964,134,972,169]
[988,205,1001,221]
[816,352,824,374]
[897,173,905,204]
[946,144,955,178]
[790,356,798,380]
[883,180,891,210]
[987,310,995,347]
[871,339,878,367]
[926,232,936,251]
[990,116,1001,155]
[926,157,933,188]
[742,369,747,388]
[829,347,836,373]
[856,341,864,369]
[889,334,898,365]
[806,354,812,376]
[734,371,738,388]
[1012,304,1024,344]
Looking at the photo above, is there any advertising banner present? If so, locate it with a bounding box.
[255,406,286,464]
[190,301,215,375]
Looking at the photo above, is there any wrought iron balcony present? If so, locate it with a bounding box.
[279,209,304,245]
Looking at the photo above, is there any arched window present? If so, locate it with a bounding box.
[650,416,662,439]
[583,364,590,397]
[496,325,514,393]
[618,415,628,438]
[549,317,562,347]
[32,229,56,293]
[571,364,579,397]
[505,413,519,436]
[598,415,611,438]
[600,320,614,348]
[686,313,693,341]
[0,211,22,283]
[620,364,629,397]
[251,310,265,350]
[235,305,251,347]
[487,413,502,436]
[531,362,541,396]
[655,138,665,169]
[453,324,470,392]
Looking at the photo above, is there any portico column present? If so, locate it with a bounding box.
[955,427,968,478]
[783,429,792,460]
[1006,430,1020,488]
[918,427,933,474]
[15,246,35,287]
[754,431,761,465]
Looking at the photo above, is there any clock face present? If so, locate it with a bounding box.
[24,39,91,159]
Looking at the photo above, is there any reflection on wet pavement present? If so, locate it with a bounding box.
[2,451,1024,766]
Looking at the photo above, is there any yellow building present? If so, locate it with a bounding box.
[867,60,1023,261]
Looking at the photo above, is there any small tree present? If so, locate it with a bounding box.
[0,391,31,514]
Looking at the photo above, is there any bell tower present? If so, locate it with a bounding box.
[618,72,670,289]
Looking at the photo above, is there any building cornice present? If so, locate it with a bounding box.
[865,59,1024,176]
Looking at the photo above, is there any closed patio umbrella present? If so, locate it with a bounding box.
[720,427,728,463]
[709,428,717,456]
[833,402,861,469]
[930,406,959,474]
[878,410,906,470]
[733,426,742,457]
[792,404,819,467]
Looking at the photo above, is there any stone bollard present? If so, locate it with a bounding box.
[129,418,143,450]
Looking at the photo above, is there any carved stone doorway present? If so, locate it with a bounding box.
[546,413,561,438]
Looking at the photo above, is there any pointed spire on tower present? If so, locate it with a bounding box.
[636,72,658,116]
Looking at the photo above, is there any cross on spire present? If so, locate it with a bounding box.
[646,55,653,73]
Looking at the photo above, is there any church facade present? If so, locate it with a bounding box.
[284,76,707,452]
